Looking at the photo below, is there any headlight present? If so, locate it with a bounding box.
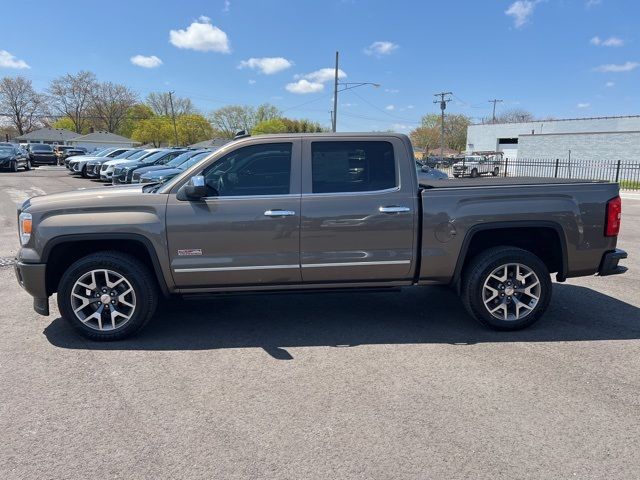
[19,212,32,245]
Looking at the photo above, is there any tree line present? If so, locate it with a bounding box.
[0,71,325,145]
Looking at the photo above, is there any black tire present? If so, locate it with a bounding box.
[461,247,552,330]
[24,159,31,171]
[81,165,87,177]
[57,251,158,341]
[470,168,478,178]
[492,167,499,176]
[10,160,18,172]
[453,174,460,178]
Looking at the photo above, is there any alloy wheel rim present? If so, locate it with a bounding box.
[70,269,136,331]
[482,263,540,321]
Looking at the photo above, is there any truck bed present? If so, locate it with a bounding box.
[419,177,611,189]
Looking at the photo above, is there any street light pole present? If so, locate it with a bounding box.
[168,91,179,146]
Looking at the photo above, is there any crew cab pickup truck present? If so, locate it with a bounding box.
[14,133,627,340]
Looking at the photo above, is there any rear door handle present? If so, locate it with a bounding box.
[379,206,411,214]
[264,209,296,217]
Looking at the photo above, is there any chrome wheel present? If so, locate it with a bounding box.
[482,263,540,321]
[70,269,136,331]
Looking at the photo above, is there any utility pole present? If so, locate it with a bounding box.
[168,91,179,146]
[332,51,339,133]
[433,92,452,160]
[488,98,503,123]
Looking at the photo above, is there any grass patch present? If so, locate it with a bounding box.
[619,180,640,191]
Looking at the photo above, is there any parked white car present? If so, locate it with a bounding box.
[99,149,162,181]
[67,148,132,176]
[452,155,501,178]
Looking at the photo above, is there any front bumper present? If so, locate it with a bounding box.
[598,248,628,276]
[31,155,56,165]
[14,261,49,315]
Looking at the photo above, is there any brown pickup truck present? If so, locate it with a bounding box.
[14,133,627,340]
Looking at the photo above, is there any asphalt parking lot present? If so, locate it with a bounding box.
[1,167,639,479]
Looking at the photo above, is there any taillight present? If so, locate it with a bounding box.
[605,196,622,237]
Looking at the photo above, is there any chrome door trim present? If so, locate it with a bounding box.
[264,209,296,217]
[174,264,299,273]
[301,260,411,268]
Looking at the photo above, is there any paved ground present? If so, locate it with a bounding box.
[1,167,639,479]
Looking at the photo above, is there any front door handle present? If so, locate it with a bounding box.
[379,206,411,214]
[264,209,296,217]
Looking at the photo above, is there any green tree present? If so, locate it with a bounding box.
[252,118,288,135]
[414,113,471,153]
[117,104,155,138]
[51,117,89,133]
[131,117,173,147]
[281,118,324,133]
[409,126,440,153]
[176,114,214,145]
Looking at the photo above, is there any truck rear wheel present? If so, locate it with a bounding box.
[470,168,479,178]
[461,247,551,330]
[57,251,158,341]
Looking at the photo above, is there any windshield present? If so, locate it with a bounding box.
[178,151,210,170]
[139,150,171,163]
[165,151,201,168]
[126,150,152,160]
[113,149,140,159]
[92,148,112,157]
[0,146,14,153]
[31,144,53,152]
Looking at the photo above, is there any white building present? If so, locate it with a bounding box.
[466,115,640,161]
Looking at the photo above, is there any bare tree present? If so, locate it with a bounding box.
[209,103,281,138]
[89,82,138,133]
[0,76,48,135]
[48,71,97,133]
[496,108,535,123]
[145,92,195,117]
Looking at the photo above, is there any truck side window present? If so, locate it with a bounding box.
[311,141,396,193]
[203,143,292,196]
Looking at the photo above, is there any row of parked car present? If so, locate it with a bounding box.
[0,142,90,172]
[65,146,216,185]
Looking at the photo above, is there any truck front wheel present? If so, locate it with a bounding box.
[461,247,551,330]
[57,251,158,340]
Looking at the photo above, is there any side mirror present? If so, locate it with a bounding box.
[177,175,208,201]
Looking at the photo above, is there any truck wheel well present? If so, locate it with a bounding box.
[460,227,564,279]
[45,239,165,296]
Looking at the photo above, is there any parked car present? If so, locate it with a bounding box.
[69,148,133,177]
[132,149,210,182]
[85,149,153,179]
[111,149,189,184]
[453,154,501,178]
[27,144,57,165]
[60,147,87,163]
[424,156,456,168]
[416,161,449,181]
[0,144,31,172]
[99,149,166,182]
[137,150,213,183]
[13,133,628,341]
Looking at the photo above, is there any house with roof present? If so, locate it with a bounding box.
[69,131,139,150]
[15,127,79,145]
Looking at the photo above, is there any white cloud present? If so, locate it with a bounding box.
[223,0,230,12]
[406,105,414,109]
[295,67,346,83]
[286,67,346,94]
[0,50,30,69]
[586,0,602,7]
[594,61,639,72]
[364,41,399,56]
[248,79,256,85]
[385,105,395,111]
[590,36,624,47]
[605,81,615,87]
[130,54,163,68]
[385,88,399,94]
[238,57,293,75]
[577,102,591,108]
[169,16,230,53]
[285,79,324,94]
[391,123,411,132]
[505,1,537,28]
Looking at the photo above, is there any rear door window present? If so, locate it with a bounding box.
[311,141,396,193]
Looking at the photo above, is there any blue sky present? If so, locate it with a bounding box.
[2,0,639,131]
